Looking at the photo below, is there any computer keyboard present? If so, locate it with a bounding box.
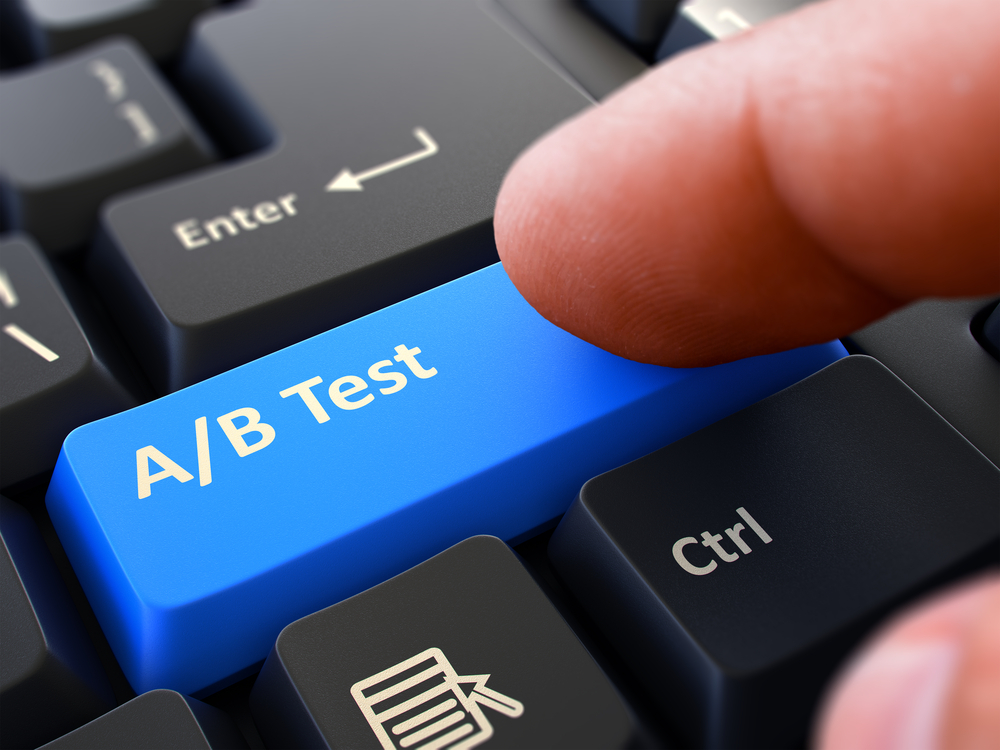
[0,1,997,749]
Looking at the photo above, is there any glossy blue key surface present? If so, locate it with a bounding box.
[46,263,846,696]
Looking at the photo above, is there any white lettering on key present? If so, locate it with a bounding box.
[716,8,752,32]
[204,215,238,241]
[136,446,194,499]
[329,376,373,411]
[393,345,437,379]
[672,537,718,576]
[173,220,208,250]
[701,531,739,562]
[254,202,282,224]
[278,194,298,215]
[280,377,331,423]
[195,416,212,487]
[724,523,752,554]
[737,506,772,543]
[3,324,59,361]
[117,101,159,147]
[0,267,19,308]
[171,194,298,250]
[230,207,257,231]
[216,408,276,457]
[88,59,126,102]
[367,360,407,394]
[279,344,433,421]
[674,508,772,575]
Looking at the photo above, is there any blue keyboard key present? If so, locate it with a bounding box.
[45,263,846,696]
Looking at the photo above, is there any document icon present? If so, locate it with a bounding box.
[351,647,524,750]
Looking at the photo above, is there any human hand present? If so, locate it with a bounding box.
[494,0,999,746]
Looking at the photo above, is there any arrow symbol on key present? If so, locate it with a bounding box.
[326,127,439,191]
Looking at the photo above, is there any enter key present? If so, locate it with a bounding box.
[90,0,593,393]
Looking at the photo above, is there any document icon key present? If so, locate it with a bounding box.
[352,647,523,750]
[250,536,637,749]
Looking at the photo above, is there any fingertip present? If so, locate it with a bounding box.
[495,0,999,368]
[815,575,1000,750]
[495,11,899,368]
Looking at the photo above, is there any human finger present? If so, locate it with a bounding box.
[494,0,1000,367]
[814,575,1000,750]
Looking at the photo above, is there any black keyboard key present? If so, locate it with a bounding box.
[1,496,114,749]
[580,0,681,58]
[250,536,637,749]
[846,298,1000,467]
[981,301,1000,359]
[656,0,815,60]
[91,0,590,393]
[496,0,648,100]
[0,40,214,253]
[40,688,248,749]
[0,236,139,489]
[3,0,214,63]
[548,356,999,748]
[0,2,34,69]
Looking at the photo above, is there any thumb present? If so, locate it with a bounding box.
[815,575,1000,750]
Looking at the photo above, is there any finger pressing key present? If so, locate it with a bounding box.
[495,0,1000,368]
[45,263,843,696]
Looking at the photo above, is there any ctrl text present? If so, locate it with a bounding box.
[172,193,298,250]
[672,507,772,576]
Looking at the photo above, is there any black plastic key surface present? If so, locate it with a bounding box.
[250,536,637,750]
[548,356,1000,749]
[1,496,115,750]
[0,236,140,489]
[3,0,214,63]
[581,0,681,59]
[981,301,1000,359]
[39,689,248,749]
[656,0,815,60]
[846,297,1000,467]
[91,0,591,393]
[0,40,214,253]
[496,0,647,100]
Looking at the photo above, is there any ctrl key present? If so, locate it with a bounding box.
[549,355,1000,749]
[250,536,638,749]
